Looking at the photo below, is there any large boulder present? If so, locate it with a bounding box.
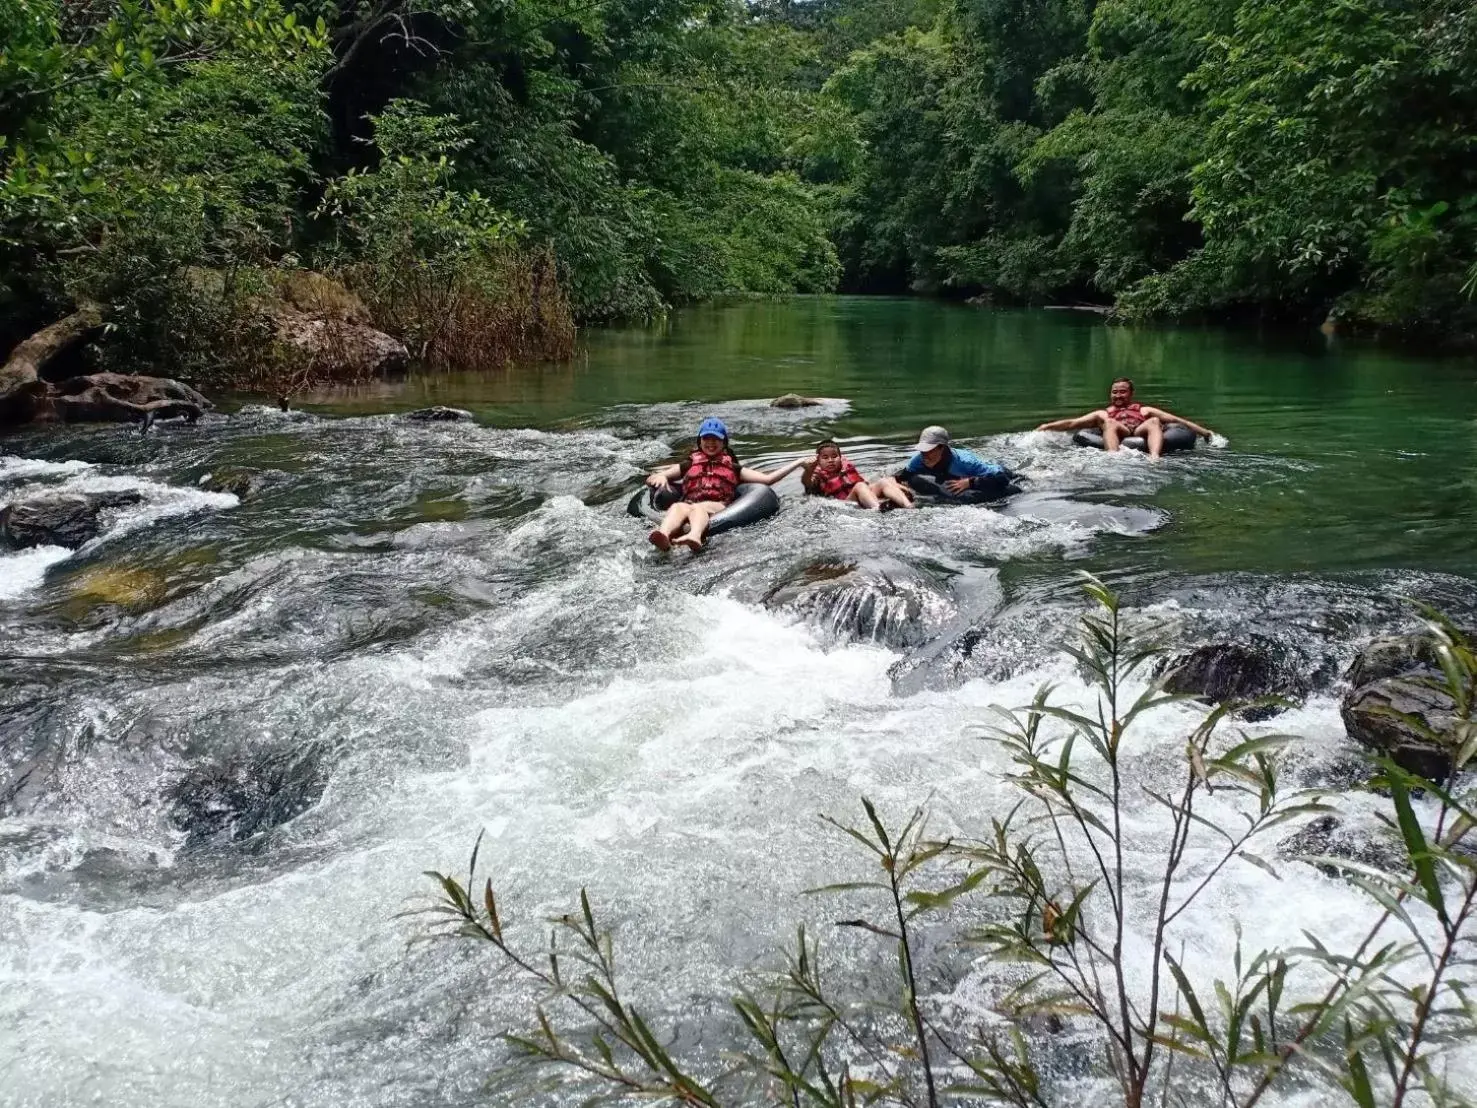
[1340,633,1472,782]
[1342,674,1460,783]
[0,491,145,549]
[763,556,957,648]
[274,314,408,378]
[1158,637,1308,720]
[263,270,407,378]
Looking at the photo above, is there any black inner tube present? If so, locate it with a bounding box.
[626,480,780,535]
[902,470,1022,505]
[1072,423,1197,454]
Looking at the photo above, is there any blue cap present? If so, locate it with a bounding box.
[697,417,728,440]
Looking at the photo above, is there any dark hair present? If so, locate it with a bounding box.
[1112,376,1134,390]
[815,438,840,453]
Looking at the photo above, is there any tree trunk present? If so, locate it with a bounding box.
[0,303,104,425]
[0,306,213,429]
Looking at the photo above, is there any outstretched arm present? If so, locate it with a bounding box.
[1036,411,1102,432]
[645,462,683,488]
[739,458,807,486]
[1143,406,1213,439]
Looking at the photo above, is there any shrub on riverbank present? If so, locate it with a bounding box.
[422,579,1477,1107]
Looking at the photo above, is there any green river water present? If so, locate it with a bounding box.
[310,297,1477,578]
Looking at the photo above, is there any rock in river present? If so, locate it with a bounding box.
[1339,632,1475,782]
[0,490,144,549]
[165,746,327,846]
[764,556,957,648]
[399,406,475,422]
[1158,636,1312,720]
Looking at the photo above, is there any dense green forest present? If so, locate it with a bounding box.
[2,0,1475,388]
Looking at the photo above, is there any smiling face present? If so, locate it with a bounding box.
[699,434,725,456]
[922,444,947,467]
[1110,379,1134,406]
[816,444,842,472]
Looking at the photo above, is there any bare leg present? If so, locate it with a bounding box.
[849,482,881,509]
[1102,417,1127,452]
[873,477,915,508]
[1140,416,1164,459]
[650,502,691,550]
[674,502,723,549]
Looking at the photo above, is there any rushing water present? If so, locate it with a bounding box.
[2,298,1476,1107]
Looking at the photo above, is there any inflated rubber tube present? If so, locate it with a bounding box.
[626,480,780,535]
[1072,423,1197,454]
[903,469,1023,505]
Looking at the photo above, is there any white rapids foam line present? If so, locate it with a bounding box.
[0,455,95,482]
[0,545,72,600]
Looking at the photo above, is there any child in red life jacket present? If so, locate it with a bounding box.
[644,418,805,551]
[802,440,916,510]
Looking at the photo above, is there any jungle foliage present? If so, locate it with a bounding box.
[3,0,1474,379]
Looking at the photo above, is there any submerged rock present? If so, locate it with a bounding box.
[1277,814,1405,877]
[763,556,956,648]
[165,746,327,845]
[400,406,474,423]
[0,490,144,549]
[67,565,167,611]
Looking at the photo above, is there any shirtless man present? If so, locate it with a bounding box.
[1035,377,1214,459]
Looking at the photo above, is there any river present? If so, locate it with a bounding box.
[2,298,1475,1106]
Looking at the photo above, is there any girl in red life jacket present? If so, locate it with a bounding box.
[801,439,916,510]
[644,418,805,551]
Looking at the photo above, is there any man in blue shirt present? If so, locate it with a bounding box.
[896,425,1017,500]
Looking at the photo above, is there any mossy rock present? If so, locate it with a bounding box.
[200,469,257,499]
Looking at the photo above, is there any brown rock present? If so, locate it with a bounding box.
[771,393,824,409]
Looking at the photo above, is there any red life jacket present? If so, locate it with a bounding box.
[811,459,864,500]
[1107,401,1145,430]
[682,449,740,504]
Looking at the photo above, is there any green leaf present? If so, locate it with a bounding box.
[1388,769,1447,925]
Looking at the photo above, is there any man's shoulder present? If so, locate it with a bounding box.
[952,447,1003,474]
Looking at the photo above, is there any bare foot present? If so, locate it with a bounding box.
[673,534,704,551]
[648,529,671,551]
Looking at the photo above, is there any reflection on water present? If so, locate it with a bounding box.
[1,298,1475,1107]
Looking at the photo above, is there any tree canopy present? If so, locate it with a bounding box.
[2,0,1474,371]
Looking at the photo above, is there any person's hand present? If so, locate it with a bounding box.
[1035,423,1051,432]
[646,472,670,489]
[944,477,972,495]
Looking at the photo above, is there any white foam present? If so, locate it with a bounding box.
[0,545,72,599]
[0,456,94,482]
